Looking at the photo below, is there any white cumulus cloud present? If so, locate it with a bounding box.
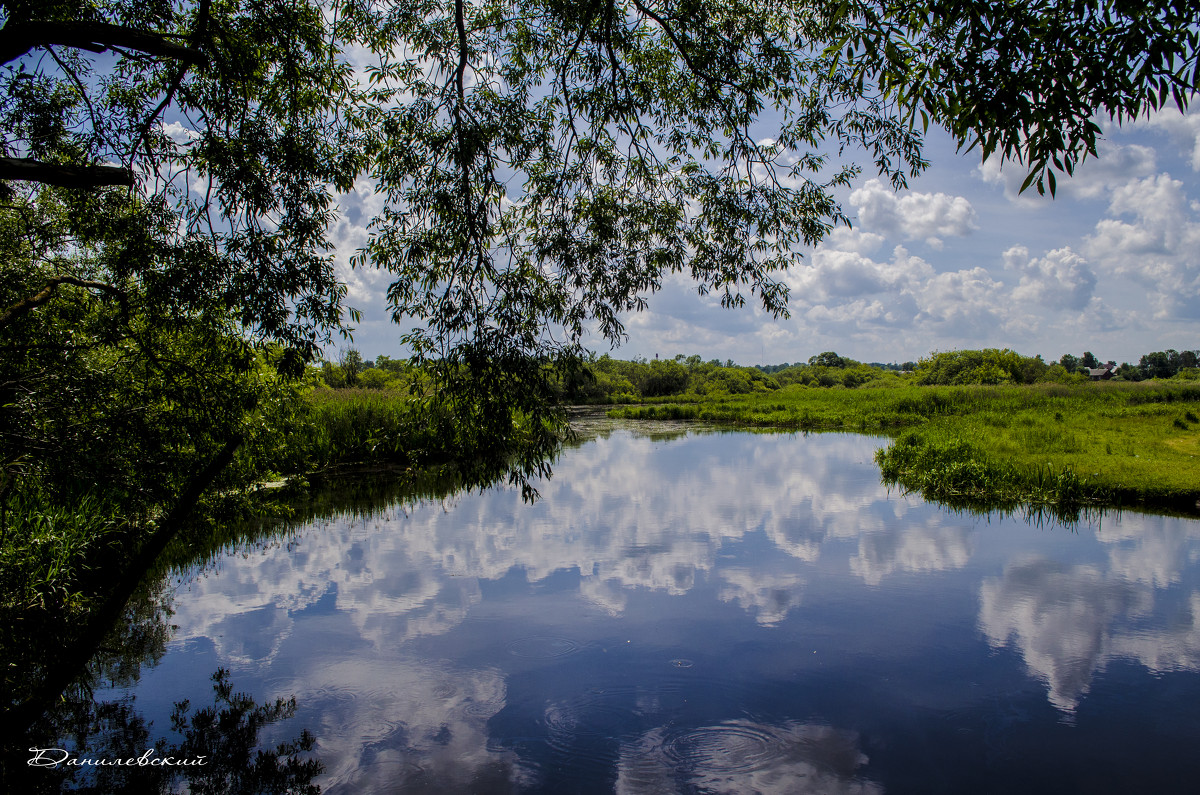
[910,266,1018,339]
[849,178,978,246]
[1005,245,1097,310]
[1136,107,1200,171]
[790,245,934,304]
[1085,174,1200,318]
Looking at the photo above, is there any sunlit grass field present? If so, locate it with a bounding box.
[609,382,1200,513]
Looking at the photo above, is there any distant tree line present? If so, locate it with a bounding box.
[561,355,784,400]
[313,346,1200,399]
[314,352,413,389]
[913,348,1200,385]
[1131,350,1197,381]
[1055,349,1200,381]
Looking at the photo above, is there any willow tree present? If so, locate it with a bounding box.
[0,0,379,725]
[354,0,926,488]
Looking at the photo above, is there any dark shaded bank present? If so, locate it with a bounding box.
[2,466,467,792]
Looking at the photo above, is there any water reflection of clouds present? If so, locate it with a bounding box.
[979,513,1200,712]
[980,557,1150,712]
[292,661,527,794]
[171,431,968,659]
[718,568,806,626]
[850,519,973,586]
[1099,512,1200,587]
[170,519,479,661]
[163,429,962,789]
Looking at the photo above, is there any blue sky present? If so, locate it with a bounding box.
[333,108,1200,368]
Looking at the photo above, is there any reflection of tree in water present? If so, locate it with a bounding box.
[1,567,174,735]
[6,667,322,794]
[5,466,457,733]
[565,410,714,447]
[3,530,328,792]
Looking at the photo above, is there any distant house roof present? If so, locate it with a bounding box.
[1086,363,1116,380]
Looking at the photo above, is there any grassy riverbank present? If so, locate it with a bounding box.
[609,382,1200,514]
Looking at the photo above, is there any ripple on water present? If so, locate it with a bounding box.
[659,720,787,774]
[538,687,664,779]
[462,698,506,720]
[540,682,687,755]
[619,721,877,794]
[358,716,409,746]
[431,683,458,699]
[506,635,582,659]
[310,685,361,706]
[544,695,638,740]
[332,757,425,795]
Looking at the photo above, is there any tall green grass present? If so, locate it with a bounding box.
[0,489,140,714]
[292,387,567,494]
[609,382,1010,429]
[0,492,127,616]
[295,388,430,472]
[875,431,1103,518]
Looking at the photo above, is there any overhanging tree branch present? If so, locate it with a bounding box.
[0,156,133,189]
[0,20,207,66]
[0,274,125,330]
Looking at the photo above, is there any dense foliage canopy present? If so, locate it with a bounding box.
[831,0,1200,194]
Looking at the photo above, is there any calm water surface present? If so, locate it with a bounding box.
[108,421,1200,793]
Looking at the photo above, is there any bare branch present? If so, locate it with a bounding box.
[0,157,133,189]
[0,20,207,66]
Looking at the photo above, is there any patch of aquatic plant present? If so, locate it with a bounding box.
[875,432,1107,518]
[609,384,1002,431]
[289,387,569,505]
[0,489,150,719]
[296,388,429,471]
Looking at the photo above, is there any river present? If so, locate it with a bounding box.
[75,419,1200,792]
